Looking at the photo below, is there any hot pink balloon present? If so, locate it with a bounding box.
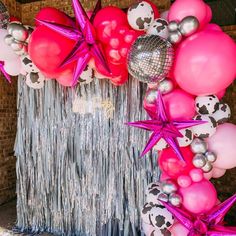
[170,223,189,236]
[174,30,236,96]
[179,179,217,214]
[204,23,222,32]
[204,4,212,25]
[168,0,208,28]
[163,89,196,120]
[216,89,226,100]
[208,123,236,169]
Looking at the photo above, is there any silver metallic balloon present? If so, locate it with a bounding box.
[193,154,207,168]
[179,16,199,37]
[158,193,169,202]
[205,151,217,163]
[11,41,24,51]
[4,34,14,45]
[202,162,213,173]
[168,21,178,32]
[168,30,182,44]
[158,79,174,94]
[190,138,208,154]
[169,193,182,207]
[162,180,177,194]
[127,35,174,83]
[7,23,29,42]
[0,1,10,29]
[145,89,157,104]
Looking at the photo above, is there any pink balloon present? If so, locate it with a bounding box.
[203,171,213,180]
[179,179,217,214]
[170,223,189,236]
[204,4,212,24]
[216,89,226,100]
[208,123,236,169]
[56,70,74,87]
[204,23,222,32]
[177,175,192,188]
[168,0,208,28]
[212,167,226,178]
[163,89,196,120]
[174,30,236,96]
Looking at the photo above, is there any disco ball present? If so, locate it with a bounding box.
[0,1,9,29]
[127,34,174,83]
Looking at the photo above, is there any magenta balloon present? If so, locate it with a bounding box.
[179,179,217,214]
[170,223,189,236]
[208,123,236,169]
[204,23,222,32]
[174,30,236,96]
[163,89,195,120]
[204,4,212,24]
[168,0,208,28]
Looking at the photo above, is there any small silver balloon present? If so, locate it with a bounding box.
[178,16,199,37]
[158,193,169,203]
[205,151,217,163]
[202,162,213,173]
[168,30,182,44]
[168,21,179,32]
[169,193,182,207]
[145,89,157,104]
[162,180,177,194]
[11,41,24,51]
[158,79,174,94]
[190,138,208,154]
[4,34,14,45]
[193,154,207,168]
[8,23,29,41]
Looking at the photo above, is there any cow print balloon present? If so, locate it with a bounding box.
[212,103,231,125]
[142,202,155,224]
[177,128,193,147]
[195,95,220,115]
[127,1,154,31]
[153,138,168,151]
[79,65,95,85]
[147,18,169,39]
[25,71,45,89]
[149,205,174,231]
[145,182,162,205]
[192,115,217,138]
[21,54,40,73]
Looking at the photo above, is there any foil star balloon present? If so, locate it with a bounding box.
[0,61,11,83]
[162,194,236,236]
[126,91,205,160]
[37,0,110,86]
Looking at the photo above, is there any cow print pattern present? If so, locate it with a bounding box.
[177,128,193,147]
[212,103,231,125]
[79,65,95,85]
[25,71,45,89]
[21,54,40,73]
[147,18,169,39]
[195,95,220,115]
[145,182,162,205]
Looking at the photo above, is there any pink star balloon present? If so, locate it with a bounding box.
[0,61,11,83]
[37,0,110,86]
[126,91,205,160]
[162,194,236,236]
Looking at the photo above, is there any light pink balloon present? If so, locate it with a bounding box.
[170,223,189,236]
[174,30,236,96]
[56,71,73,87]
[142,222,155,236]
[163,89,195,120]
[208,123,236,169]
[179,179,217,214]
[168,0,208,28]
[212,167,226,178]
[4,59,22,76]
[203,170,213,180]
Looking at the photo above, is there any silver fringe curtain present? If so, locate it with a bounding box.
[14,75,159,236]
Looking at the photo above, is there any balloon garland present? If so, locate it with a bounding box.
[0,0,236,235]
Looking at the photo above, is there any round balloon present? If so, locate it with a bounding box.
[174,30,236,96]
[146,18,169,39]
[170,223,189,236]
[145,182,162,205]
[195,95,220,115]
[179,179,217,214]
[212,103,231,125]
[208,123,236,169]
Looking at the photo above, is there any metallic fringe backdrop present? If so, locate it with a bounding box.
[14,75,159,236]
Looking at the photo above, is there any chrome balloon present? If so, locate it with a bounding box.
[4,34,14,45]
[158,193,169,203]
[179,16,199,37]
[8,23,29,42]
[202,162,213,173]
[162,180,177,194]
[169,193,182,207]
[190,138,208,154]
[158,79,174,94]
[168,30,182,44]
[168,21,179,32]
[205,151,217,163]
[193,154,207,168]
[145,89,157,104]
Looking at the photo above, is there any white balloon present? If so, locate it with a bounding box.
[20,54,40,73]
[25,71,45,89]
[79,65,95,85]
[142,222,155,236]
[195,95,219,115]
[147,18,169,39]
[127,1,154,31]
[153,138,168,151]
[4,58,21,76]
[145,182,162,205]
[212,103,231,125]
[177,128,193,147]
[192,115,217,139]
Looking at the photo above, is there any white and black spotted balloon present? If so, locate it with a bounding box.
[147,18,169,39]
[21,54,40,73]
[195,95,220,115]
[128,35,174,83]
[25,71,45,89]
[145,182,162,205]
[79,65,95,85]
[177,128,193,147]
[127,1,154,31]
[192,115,217,138]
[153,138,168,151]
[212,103,231,125]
